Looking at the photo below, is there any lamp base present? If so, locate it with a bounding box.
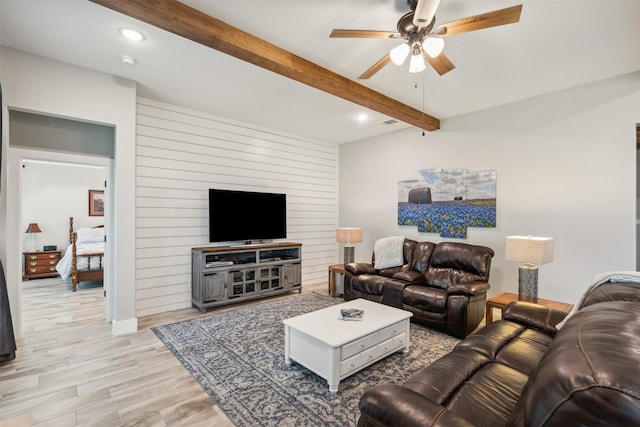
[518,265,538,303]
[343,246,355,265]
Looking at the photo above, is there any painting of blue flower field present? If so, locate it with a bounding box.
[398,169,496,239]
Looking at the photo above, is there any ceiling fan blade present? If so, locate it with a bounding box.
[435,4,523,37]
[358,54,392,79]
[330,29,400,39]
[413,0,441,28]
[422,51,455,76]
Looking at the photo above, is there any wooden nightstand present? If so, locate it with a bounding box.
[328,264,346,298]
[485,292,573,325]
[22,250,62,280]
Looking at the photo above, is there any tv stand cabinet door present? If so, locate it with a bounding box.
[283,263,301,288]
[203,272,228,302]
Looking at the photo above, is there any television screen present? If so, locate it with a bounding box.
[209,189,287,243]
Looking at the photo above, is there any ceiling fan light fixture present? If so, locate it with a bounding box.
[422,37,444,58]
[408,50,426,73]
[389,43,410,66]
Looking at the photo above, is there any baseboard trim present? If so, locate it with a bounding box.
[111,317,138,335]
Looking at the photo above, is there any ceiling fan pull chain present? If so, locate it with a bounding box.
[421,74,426,136]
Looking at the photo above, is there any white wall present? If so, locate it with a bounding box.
[340,72,640,304]
[0,47,137,336]
[134,99,338,316]
[21,161,105,253]
[0,48,339,330]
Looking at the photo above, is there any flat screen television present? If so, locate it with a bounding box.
[209,188,287,243]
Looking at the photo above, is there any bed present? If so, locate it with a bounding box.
[56,217,104,291]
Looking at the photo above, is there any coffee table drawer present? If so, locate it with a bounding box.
[341,321,406,360]
[340,337,397,376]
[341,353,362,376]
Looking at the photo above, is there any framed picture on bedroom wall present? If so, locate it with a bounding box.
[89,189,105,216]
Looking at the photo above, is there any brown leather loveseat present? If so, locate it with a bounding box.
[344,239,494,338]
[357,280,640,427]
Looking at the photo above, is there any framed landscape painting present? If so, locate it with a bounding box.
[398,168,496,239]
[89,189,105,216]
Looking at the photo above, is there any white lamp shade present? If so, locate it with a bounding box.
[505,236,554,265]
[408,53,426,73]
[390,43,410,65]
[336,228,363,244]
[422,37,444,58]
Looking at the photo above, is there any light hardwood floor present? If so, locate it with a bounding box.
[0,278,329,426]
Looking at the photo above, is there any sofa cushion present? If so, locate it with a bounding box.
[581,281,640,308]
[426,242,494,289]
[402,285,447,313]
[506,301,640,426]
[408,241,436,274]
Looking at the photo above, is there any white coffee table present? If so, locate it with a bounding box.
[283,298,412,393]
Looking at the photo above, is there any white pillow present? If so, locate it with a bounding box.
[374,236,405,270]
[76,227,104,243]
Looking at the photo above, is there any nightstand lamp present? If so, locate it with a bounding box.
[25,223,42,252]
[505,235,554,302]
[336,227,363,265]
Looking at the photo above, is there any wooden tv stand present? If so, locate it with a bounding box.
[191,242,302,313]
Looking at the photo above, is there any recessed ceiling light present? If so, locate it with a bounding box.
[120,28,145,42]
[120,55,137,65]
[356,113,369,122]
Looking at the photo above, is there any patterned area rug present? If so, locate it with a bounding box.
[153,293,460,426]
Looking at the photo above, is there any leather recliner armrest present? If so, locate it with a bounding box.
[392,270,426,284]
[447,281,490,296]
[345,263,376,275]
[502,301,568,336]
[358,385,474,427]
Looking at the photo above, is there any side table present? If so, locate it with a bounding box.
[22,250,62,280]
[328,264,346,298]
[485,292,573,325]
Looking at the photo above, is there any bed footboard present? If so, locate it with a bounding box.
[71,230,104,292]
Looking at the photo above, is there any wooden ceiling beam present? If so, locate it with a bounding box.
[89,0,440,132]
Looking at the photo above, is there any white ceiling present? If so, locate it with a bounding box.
[1,0,639,143]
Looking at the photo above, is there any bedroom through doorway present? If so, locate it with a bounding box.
[20,159,109,319]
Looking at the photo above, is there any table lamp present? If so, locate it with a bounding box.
[25,223,42,252]
[336,228,363,265]
[505,235,554,302]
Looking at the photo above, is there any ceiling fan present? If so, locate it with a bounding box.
[330,0,523,79]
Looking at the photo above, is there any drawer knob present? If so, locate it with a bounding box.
[29,262,37,266]
[49,254,57,258]
[360,344,365,348]
[48,260,56,265]
[49,267,56,272]
[29,255,38,260]
[349,363,355,368]
[29,268,37,273]
[368,354,373,359]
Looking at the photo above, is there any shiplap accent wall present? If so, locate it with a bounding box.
[135,98,338,317]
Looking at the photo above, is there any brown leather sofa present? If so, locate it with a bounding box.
[357,280,640,427]
[344,239,494,338]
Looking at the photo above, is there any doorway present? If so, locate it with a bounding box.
[21,159,108,315]
[7,110,116,335]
